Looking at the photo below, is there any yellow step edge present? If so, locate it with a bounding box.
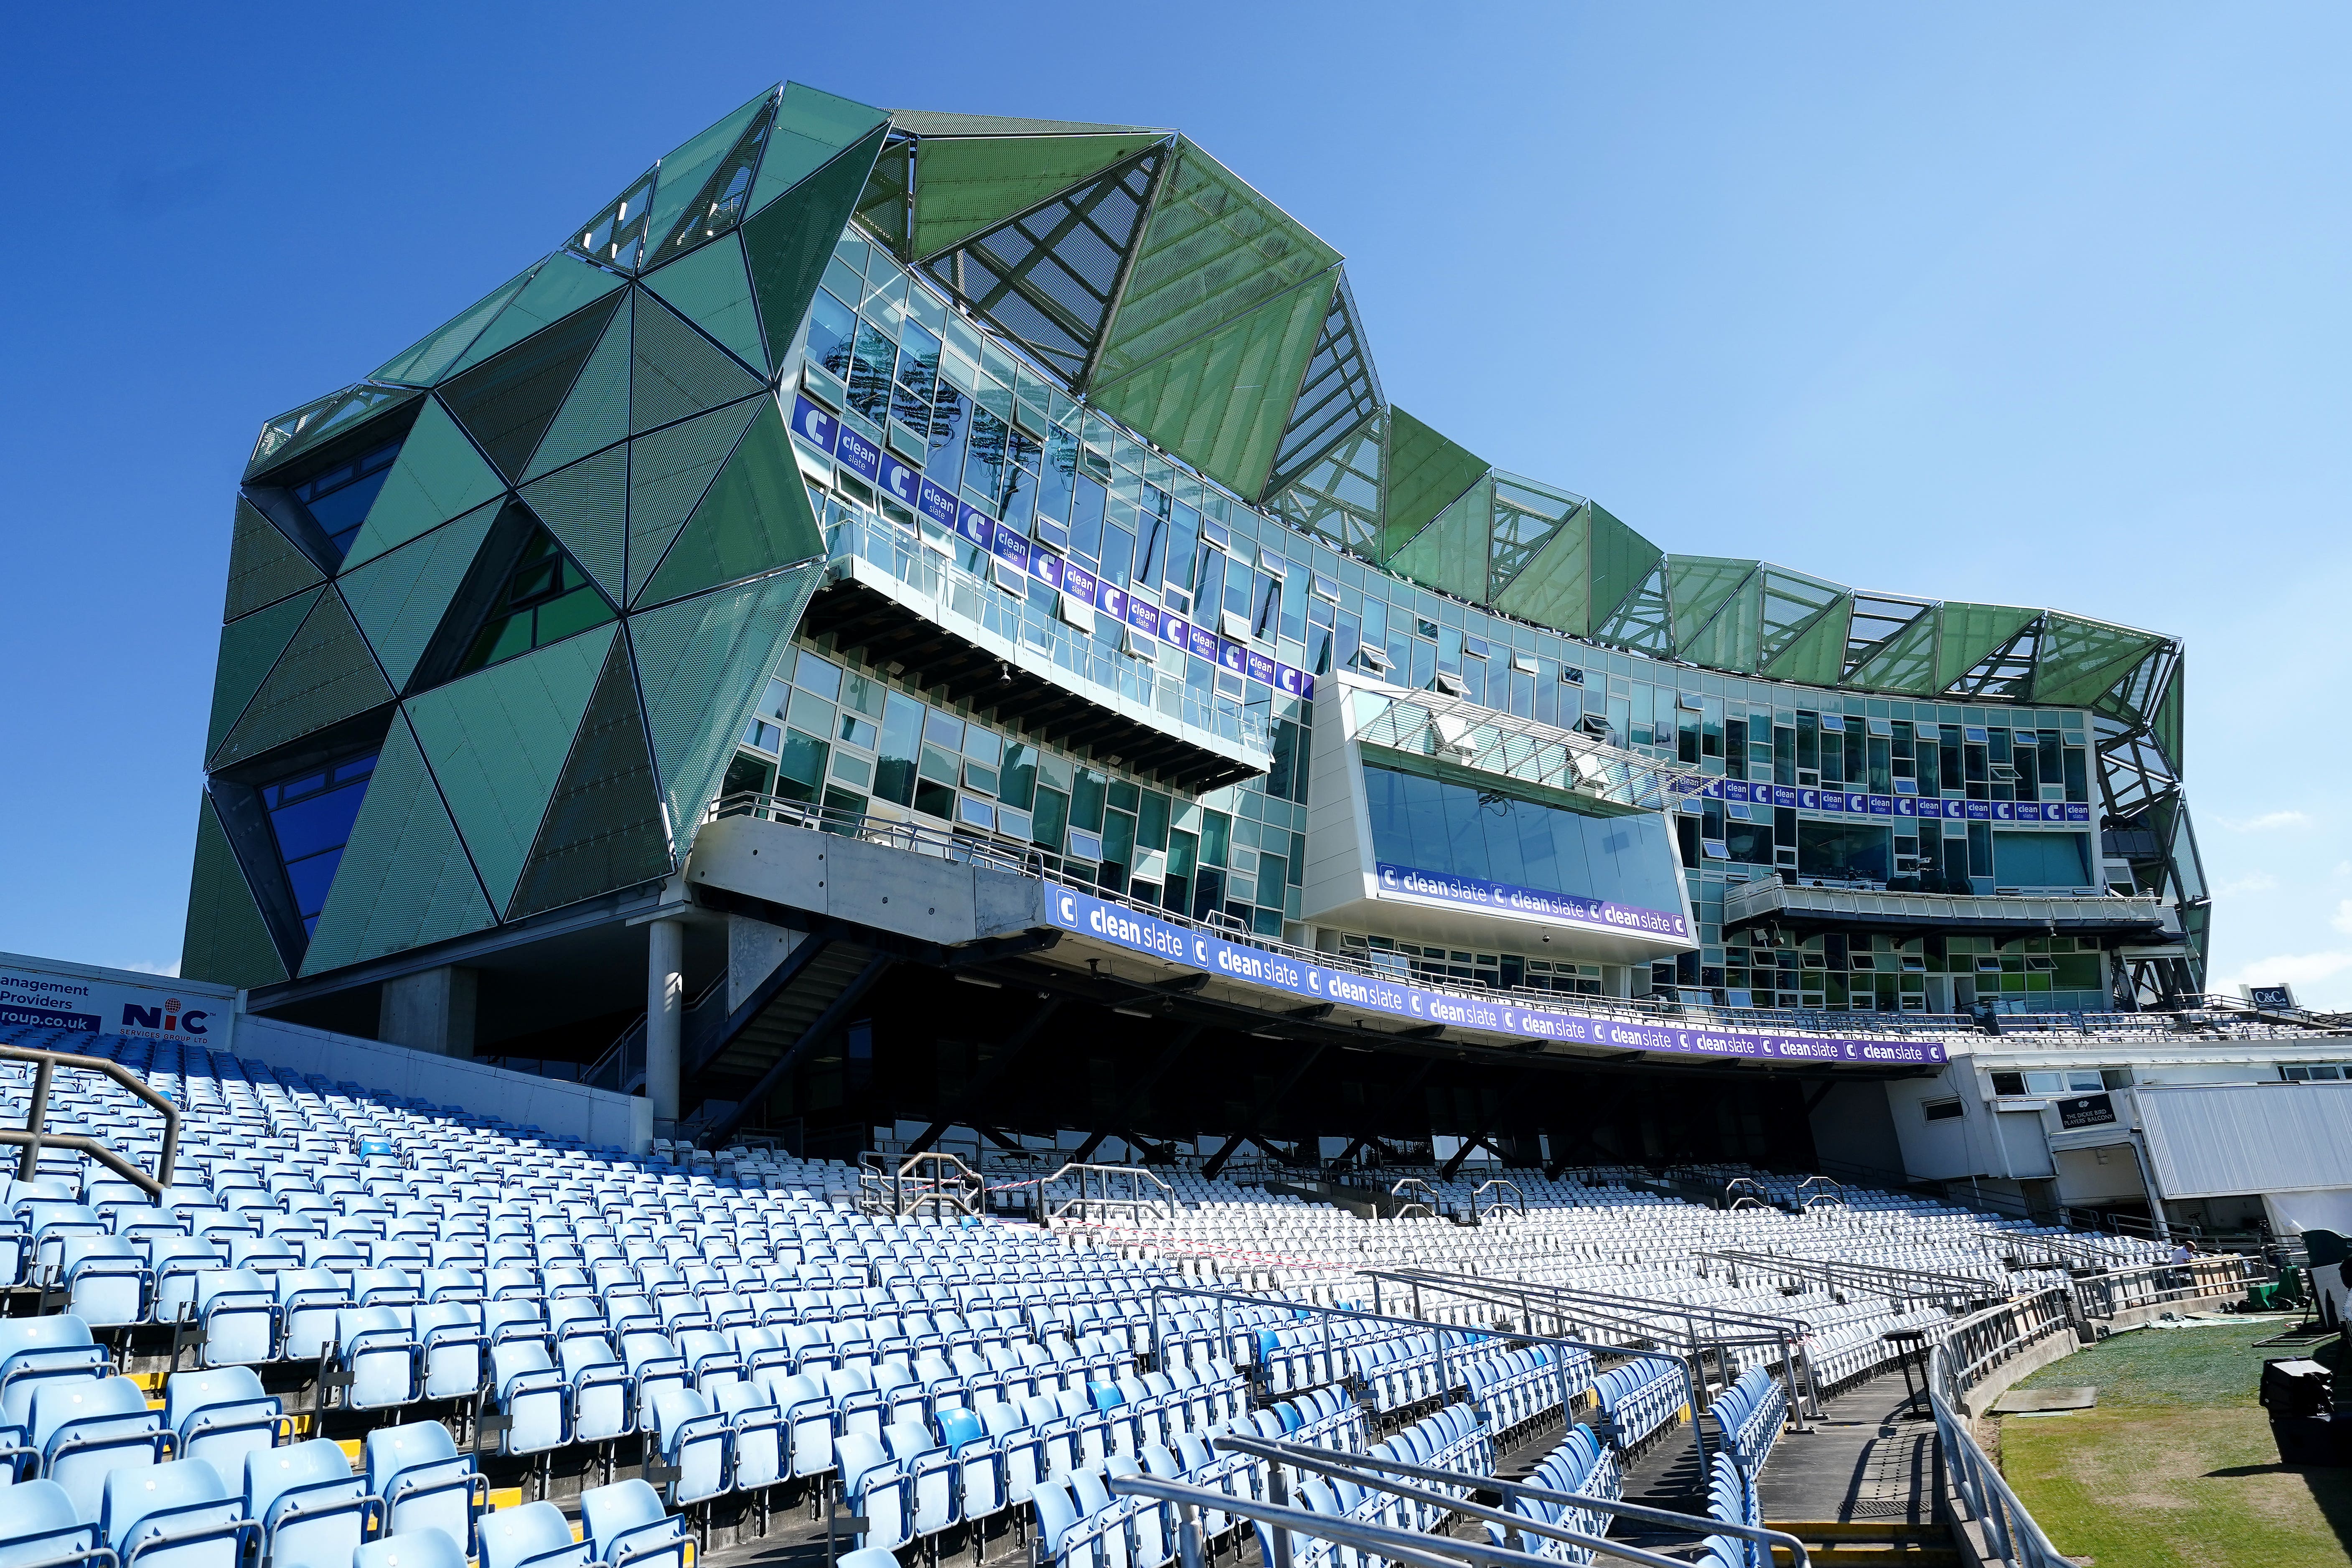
[127,1371,166,1394]
[486,1487,523,1514]
[336,1438,363,1466]
[1770,1524,1950,1540]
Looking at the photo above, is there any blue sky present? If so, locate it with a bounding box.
[3,4,2344,1003]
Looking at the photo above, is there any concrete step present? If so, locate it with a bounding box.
[1768,1521,1960,1567]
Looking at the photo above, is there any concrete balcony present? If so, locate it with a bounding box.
[1722,875,2169,940]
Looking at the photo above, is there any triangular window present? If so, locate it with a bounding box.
[260,750,379,938]
[457,527,618,676]
[289,437,403,559]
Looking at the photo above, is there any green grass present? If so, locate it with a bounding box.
[1999,1320,2352,1567]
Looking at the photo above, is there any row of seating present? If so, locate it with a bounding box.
[1487,1426,1622,1563]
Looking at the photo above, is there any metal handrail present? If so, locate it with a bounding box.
[857,1150,982,1218]
[0,1044,178,1197]
[1029,1162,1176,1225]
[1928,1297,2074,1565]
[1470,1179,1524,1222]
[1703,1248,1996,1307]
[1214,1432,1813,1568]
[1106,1471,1559,1568]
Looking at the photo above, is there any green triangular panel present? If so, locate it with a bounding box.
[182,793,290,990]
[744,123,893,371]
[748,83,890,217]
[626,398,763,605]
[1846,610,1940,694]
[1761,595,1852,686]
[225,498,324,622]
[2033,613,2164,707]
[642,90,774,262]
[1377,408,1487,559]
[1933,602,2040,690]
[1591,563,1674,656]
[2151,662,2183,775]
[1586,504,1663,632]
[1679,569,1763,673]
[338,500,501,692]
[519,447,629,604]
[630,292,764,435]
[1386,477,1491,605]
[643,233,768,375]
[521,294,633,482]
[247,385,424,483]
[300,714,495,977]
[1491,506,1592,635]
[1758,569,1848,667]
[910,132,1169,259]
[1664,557,1757,651]
[448,254,626,376]
[507,632,674,920]
[372,262,542,388]
[406,624,617,915]
[1094,138,1342,386]
[1089,272,1333,500]
[631,562,827,847]
[340,399,508,572]
[205,588,319,769]
[212,590,394,769]
[857,141,913,256]
[438,292,623,481]
[636,401,823,609]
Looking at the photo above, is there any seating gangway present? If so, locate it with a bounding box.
[1362,1267,1824,1423]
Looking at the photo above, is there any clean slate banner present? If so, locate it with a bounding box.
[1709,778,2090,824]
[1375,863,1690,940]
[1044,889,1947,1066]
[795,395,1315,704]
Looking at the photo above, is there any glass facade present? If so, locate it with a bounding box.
[1361,764,1683,917]
[261,753,379,937]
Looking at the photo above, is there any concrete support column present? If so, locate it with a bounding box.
[647,917,685,1128]
[377,967,476,1058]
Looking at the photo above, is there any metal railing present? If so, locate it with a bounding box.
[2067,1254,2253,1318]
[1027,1162,1177,1225]
[0,1044,179,1197]
[1701,1248,1995,1310]
[1929,1291,2078,1567]
[857,1151,983,1218]
[1388,1177,1438,1218]
[1469,1179,1525,1222]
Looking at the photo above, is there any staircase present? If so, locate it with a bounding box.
[1768,1522,1960,1566]
[694,941,877,1084]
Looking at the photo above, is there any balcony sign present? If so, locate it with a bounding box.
[1375,862,1690,940]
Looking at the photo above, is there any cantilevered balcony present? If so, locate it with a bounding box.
[1722,874,2169,940]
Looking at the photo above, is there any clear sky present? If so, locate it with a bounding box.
[3,4,2344,1004]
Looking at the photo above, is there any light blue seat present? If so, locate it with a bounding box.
[244,1438,379,1568]
[56,1238,149,1328]
[558,1339,631,1444]
[883,1418,956,1540]
[768,1372,833,1480]
[832,1432,910,1553]
[364,1423,483,1556]
[275,1270,351,1363]
[163,1366,284,1482]
[0,1316,107,1458]
[193,1271,276,1366]
[353,1525,469,1568]
[712,1382,782,1490]
[579,1479,685,1568]
[413,1304,483,1401]
[100,1457,257,1568]
[488,1343,567,1455]
[645,1386,728,1506]
[336,1307,419,1410]
[478,1500,589,1568]
[0,1478,107,1568]
[33,1376,167,1522]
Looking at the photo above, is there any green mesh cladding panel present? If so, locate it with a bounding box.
[643,233,768,375]
[2033,613,2164,706]
[522,294,633,482]
[246,385,424,483]
[630,292,762,434]
[641,89,775,264]
[1758,570,1846,666]
[1665,557,1757,656]
[373,263,542,388]
[339,398,507,573]
[1385,477,1491,605]
[625,397,763,605]
[1093,138,1341,387]
[211,590,394,770]
[1846,608,1940,694]
[224,498,324,623]
[1090,272,1333,499]
[910,132,1169,260]
[182,793,290,989]
[508,631,674,920]
[1585,504,1663,634]
[638,400,822,608]
[1492,506,1592,635]
[438,292,623,481]
[206,589,318,762]
[2152,662,2184,774]
[744,123,892,371]
[631,562,827,846]
[1933,602,2039,691]
[447,254,625,376]
[749,83,890,217]
[1762,594,1851,686]
[1380,408,1487,558]
[338,500,501,693]
[519,445,628,604]
[406,624,616,915]
[301,714,494,977]
[1591,562,1673,656]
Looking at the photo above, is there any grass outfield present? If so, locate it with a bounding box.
[2000,1318,2352,1567]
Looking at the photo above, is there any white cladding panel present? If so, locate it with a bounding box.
[2141,1083,2352,1199]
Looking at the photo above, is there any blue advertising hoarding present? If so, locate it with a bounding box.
[1043,888,1946,1066]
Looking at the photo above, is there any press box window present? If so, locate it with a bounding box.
[1921,1098,1964,1123]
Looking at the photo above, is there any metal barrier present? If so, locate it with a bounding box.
[1388,1177,1438,1219]
[1028,1162,1177,1225]
[857,1151,982,1218]
[1928,1295,2077,1567]
[1470,1179,1525,1222]
[1797,1175,1846,1210]
[1702,1248,1995,1310]
[2069,1254,2254,1318]
[0,1044,179,1197]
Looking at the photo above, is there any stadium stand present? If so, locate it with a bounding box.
[0,1024,2264,1568]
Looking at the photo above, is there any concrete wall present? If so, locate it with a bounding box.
[233,1014,651,1153]
[685,815,1041,943]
